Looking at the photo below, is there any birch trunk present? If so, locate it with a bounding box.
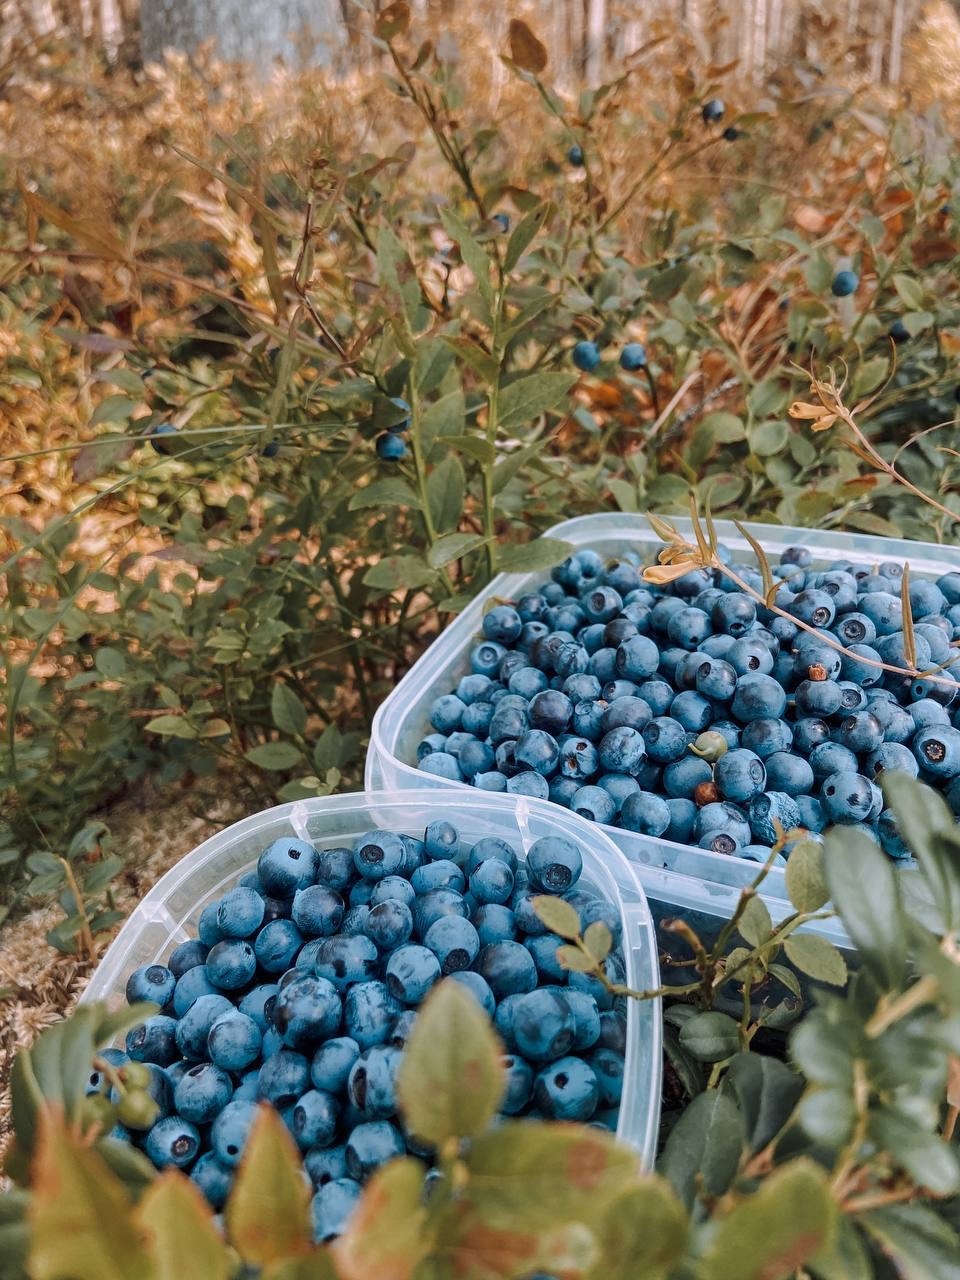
[140,0,346,73]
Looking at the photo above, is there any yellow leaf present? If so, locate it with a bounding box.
[225,1105,312,1266]
[29,1108,153,1280]
[507,19,548,73]
[18,175,127,261]
[643,561,704,585]
[136,1171,232,1280]
[332,1158,433,1280]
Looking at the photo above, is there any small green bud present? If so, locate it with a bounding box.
[689,731,729,763]
[80,1094,116,1133]
[120,1062,152,1090]
[116,1089,159,1131]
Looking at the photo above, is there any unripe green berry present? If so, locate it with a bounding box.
[116,1089,160,1131]
[120,1062,152,1090]
[689,731,729,763]
[80,1094,116,1133]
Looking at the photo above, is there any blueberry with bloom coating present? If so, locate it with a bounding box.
[831,270,859,297]
[258,838,319,898]
[534,1056,600,1121]
[572,340,601,371]
[527,836,583,893]
[619,343,647,370]
[820,772,876,823]
[701,98,725,122]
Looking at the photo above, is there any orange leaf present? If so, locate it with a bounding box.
[507,19,548,73]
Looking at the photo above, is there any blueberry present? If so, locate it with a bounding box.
[470,857,516,905]
[740,717,793,760]
[258,1050,311,1107]
[346,1046,403,1123]
[620,789,671,836]
[483,605,523,645]
[795,678,843,718]
[714,749,767,803]
[254,919,304,973]
[477,940,539,998]
[913,724,960,777]
[174,994,233,1061]
[820,771,876,823]
[126,1015,179,1067]
[167,940,209,979]
[191,1152,233,1210]
[305,1144,349,1189]
[352,831,407,883]
[702,98,725,122]
[174,1063,233,1125]
[619,342,647,371]
[376,431,406,460]
[344,981,403,1049]
[314,846,358,891]
[748,791,802,845]
[731,673,787,723]
[345,1120,405,1181]
[534,1056,600,1121]
[291,885,345,938]
[312,1177,363,1241]
[527,836,583,893]
[572,340,601,371]
[365,898,414,951]
[865,742,919,779]
[314,935,380,991]
[641,717,687,764]
[291,1089,341,1150]
[272,975,342,1052]
[205,939,257,991]
[411,860,466,895]
[208,1010,262,1072]
[215,886,265,939]
[413,888,469,939]
[831,269,859,297]
[510,989,577,1062]
[125,965,176,1009]
[694,657,738,702]
[570,785,618,825]
[809,742,859,779]
[616,634,660,680]
[258,838,320,898]
[144,1115,201,1170]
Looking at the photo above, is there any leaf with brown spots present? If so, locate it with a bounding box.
[699,1159,836,1280]
[397,979,505,1146]
[225,1105,312,1267]
[465,1121,640,1232]
[332,1158,432,1280]
[136,1170,232,1280]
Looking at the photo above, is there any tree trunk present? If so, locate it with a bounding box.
[140,0,346,74]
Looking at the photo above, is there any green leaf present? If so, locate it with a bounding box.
[590,1178,688,1280]
[737,894,771,948]
[491,438,545,496]
[583,921,612,963]
[29,1110,152,1280]
[415,338,456,396]
[796,1087,856,1146]
[144,715,197,740]
[531,896,581,940]
[750,419,789,457]
[225,1105,312,1266]
[271,684,307,737]
[869,1107,960,1196]
[504,202,553,272]
[824,827,907,990]
[73,435,137,483]
[348,477,421,511]
[882,772,960,934]
[427,533,484,569]
[700,1160,836,1280]
[137,1171,231,1280]
[421,390,466,455]
[783,933,848,987]
[701,411,746,442]
[808,1213,873,1280]
[426,456,466,535]
[90,394,140,426]
[328,1158,432,1279]
[362,555,437,592]
[892,272,924,310]
[859,1203,960,1279]
[555,944,596,973]
[497,537,573,574]
[440,208,494,307]
[94,648,127,679]
[244,741,304,771]
[397,980,505,1145]
[497,371,577,431]
[376,223,418,349]
[678,1012,741,1063]
[444,434,496,466]
[722,1053,804,1154]
[657,1088,743,1207]
[785,839,830,913]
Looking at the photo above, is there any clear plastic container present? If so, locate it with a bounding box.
[368,513,960,903]
[82,789,663,1167]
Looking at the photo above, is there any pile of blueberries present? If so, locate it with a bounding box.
[415,543,960,865]
[104,825,627,1241]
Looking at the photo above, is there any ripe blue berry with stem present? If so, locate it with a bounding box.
[572,340,601,372]
[567,143,584,166]
[619,342,647,371]
[831,269,859,297]
[375,431,406,461]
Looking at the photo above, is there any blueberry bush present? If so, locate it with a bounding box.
[4,10,960,912]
